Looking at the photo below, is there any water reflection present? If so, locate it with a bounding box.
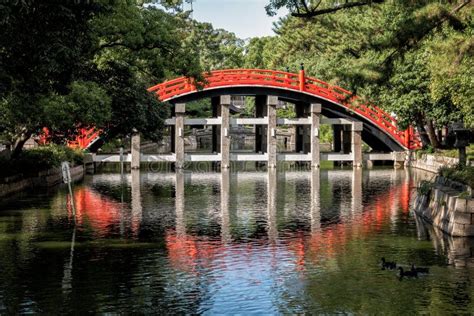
[267,169,277,242]
[310,169,321,233]
[131,169,142,234]
[414,205,474,268]
[1,168,474,314]
[221,170,230,243]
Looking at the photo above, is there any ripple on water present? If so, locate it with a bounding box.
[0,169,471,314]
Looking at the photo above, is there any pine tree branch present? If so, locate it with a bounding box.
[382,0,471,68]
[291,0,384,18]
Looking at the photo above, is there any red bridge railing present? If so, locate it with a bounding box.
[148,69,421,150]
[67,128,101,149]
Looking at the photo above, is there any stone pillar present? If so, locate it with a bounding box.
[267,96,278,168]
[211,97,221,153]
[404,150,413,167]
[352,122,363,168]
[310,103,321,168]
[220,95,231,169]
[131,130,140,170]
[175,103,186,169]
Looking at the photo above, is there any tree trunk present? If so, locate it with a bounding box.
[426,120,441,148]
[459,146,467,167]
[415,119,430,148]
[11,131,32,158]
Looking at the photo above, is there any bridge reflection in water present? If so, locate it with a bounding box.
[72,168,474,272]
[11,168,466,314]
[109,169,411,272]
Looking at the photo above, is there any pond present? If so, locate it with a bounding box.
[0,168,473,314]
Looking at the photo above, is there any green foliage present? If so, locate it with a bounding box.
[0,1,213,155]
[417,180,433,196]
[439,165,474,189]
[186,99,212,118]
[276,104,296,119]
[320,124,333,144]
[183,21,244,70]
[100,138,126,153]
[258,1,474,148]
[265,0,383,17]
[41,81,112,139]
[244,37,273,69]
[416,146,435,158]
[0,145,83,179]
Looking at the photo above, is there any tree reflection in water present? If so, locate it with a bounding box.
[1,168,473,314]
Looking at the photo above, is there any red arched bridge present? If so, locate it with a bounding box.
[146,69,421,151]
[70,69,421,151]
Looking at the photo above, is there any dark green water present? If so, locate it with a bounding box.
[0,168,473,314]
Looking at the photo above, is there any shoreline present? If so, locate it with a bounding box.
[0,165,84,199]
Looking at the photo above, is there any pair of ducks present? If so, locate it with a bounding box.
[381,257,429,278]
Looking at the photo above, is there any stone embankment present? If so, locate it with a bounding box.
[414,175,474,237]
[409,153,461,173]
[0,165,83,199]
[411,153,474,236]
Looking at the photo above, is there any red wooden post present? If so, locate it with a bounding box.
[299,63,305,91]
[405,128,410,148]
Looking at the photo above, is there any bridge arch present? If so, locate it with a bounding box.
[148,69,421,152]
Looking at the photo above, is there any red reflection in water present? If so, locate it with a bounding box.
[67,176,412,272]
[67,187,137,237]
[165,234,225,273]
[165,178,412,272]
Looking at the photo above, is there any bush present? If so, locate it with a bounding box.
[438,165,474,188]
[0,145,83,179]
[417,180,433,196]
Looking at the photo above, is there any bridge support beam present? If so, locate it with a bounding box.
[343,126,352,154]
[255,95,267,154]
[267,96,278,168]
[310,103,321,168]
[333,125,342,152]
[211,97,221,154]
[352,122,363,168]
[295,102,306,153]
[175,103,186,169]
[131,129,140,170]
[220,95,231,169]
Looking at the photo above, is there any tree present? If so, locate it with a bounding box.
[265,0,384,18]
[244,37,273,69]
[0,1,205,156]
[0,1,105,156]
[181,21,245,70]
[259,0,473,148]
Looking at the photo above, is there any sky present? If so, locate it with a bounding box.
[184,0,288,39]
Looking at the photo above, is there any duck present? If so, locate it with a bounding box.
[398,266,417,278]
[381,257,397,270]
[411,264,429,274]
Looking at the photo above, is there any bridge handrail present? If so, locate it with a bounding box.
[147,69,421,150]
